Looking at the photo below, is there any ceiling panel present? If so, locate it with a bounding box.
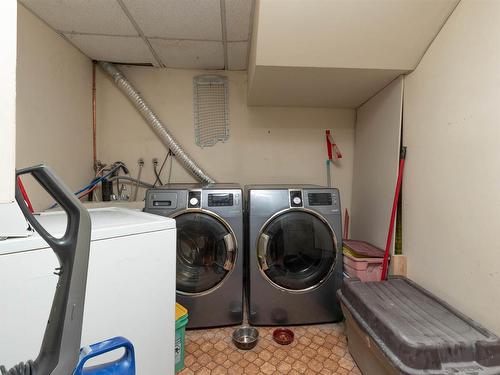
[65,34,155,64]
[123,0,222,40]
[150,39,224,69]
[20,0,137,36]
[227,42,248,70]
[226,0,253,41]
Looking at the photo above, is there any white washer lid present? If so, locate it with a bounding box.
[0,207,175,255]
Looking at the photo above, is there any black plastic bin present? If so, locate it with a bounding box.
[338,277,500,375]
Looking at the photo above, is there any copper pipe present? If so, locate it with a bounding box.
[92,61,97,173]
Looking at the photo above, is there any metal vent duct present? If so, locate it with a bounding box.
[98,61,216,185]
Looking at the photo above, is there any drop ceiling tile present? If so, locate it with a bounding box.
[65,34,155,64]
[149,39,224,69]
[227,42,248,70]
[226,0,253,41]
[20,0,137,35]
[122,0,222,40]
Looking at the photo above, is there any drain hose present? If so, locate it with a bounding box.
[98,61,216,185]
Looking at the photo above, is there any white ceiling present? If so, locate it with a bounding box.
[19,0,254,70]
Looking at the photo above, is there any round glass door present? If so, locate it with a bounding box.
[175,212,236,295]
[257,210,336,291]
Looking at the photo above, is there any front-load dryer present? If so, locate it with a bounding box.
[145,183,243,328]
[246,185,343,326]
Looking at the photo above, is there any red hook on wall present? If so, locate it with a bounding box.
[325,130,342,160]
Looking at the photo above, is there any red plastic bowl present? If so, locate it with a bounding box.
[273,328,294,345]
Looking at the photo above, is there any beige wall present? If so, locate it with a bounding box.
[16,5,93,210]
[403,0,500,334]
[96,66,355,212]
[351,77,403,249]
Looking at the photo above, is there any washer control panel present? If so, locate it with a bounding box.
[289,190,303,207]
[187,190,201,208]
[208,193,234,207]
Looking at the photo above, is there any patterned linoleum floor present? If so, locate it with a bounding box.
[178,324,361,375]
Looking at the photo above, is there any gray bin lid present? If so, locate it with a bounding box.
[338,277,500,374]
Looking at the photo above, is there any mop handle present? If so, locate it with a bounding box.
[10,165,91,375]
[381,147,407,280]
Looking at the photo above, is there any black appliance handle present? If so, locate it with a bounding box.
[2,164,92,375]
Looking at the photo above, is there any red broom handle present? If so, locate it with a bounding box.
[381,147,406,280]
[17,176,34,213]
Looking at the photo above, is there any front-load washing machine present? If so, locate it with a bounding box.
[145,183,243,328]
[246,185,343,325]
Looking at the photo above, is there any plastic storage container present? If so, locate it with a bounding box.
[175,303,189,373]
[338,277,500,375]
[343,240,384,281]
[343,251,383,281]
[343,240,384,257]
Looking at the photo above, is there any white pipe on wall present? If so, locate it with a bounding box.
[0,0,17,203]
[0,1,29,237]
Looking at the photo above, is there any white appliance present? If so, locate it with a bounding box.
[0,207,176,375]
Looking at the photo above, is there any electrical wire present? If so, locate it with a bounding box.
[78,184,98,200]
[95,165,106,177]
[158,151,170,176]
[91,166,106,202]
[153,151,171,187]
[167,152,174,184]
[78,162,126,194]
[47,162,126,210]
[132,161,143,201]
[153,163,163,187]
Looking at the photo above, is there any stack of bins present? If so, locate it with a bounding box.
[175,303,189,373]
[343,240,384,281]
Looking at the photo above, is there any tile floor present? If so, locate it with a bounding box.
[178,323,361,374]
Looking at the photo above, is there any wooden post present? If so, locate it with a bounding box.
[390,255,407,277]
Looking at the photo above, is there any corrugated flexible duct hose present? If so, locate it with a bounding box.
[98,61,216,185]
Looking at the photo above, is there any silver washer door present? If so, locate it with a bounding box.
[257,210,337,292]
[176,212,236,295]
